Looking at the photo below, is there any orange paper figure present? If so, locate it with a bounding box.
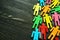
[40,5,50,16]
[48,26,59,40]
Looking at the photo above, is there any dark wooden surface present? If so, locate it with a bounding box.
[0,0,37,40]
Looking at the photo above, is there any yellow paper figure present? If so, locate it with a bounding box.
[33,3,41,16]
[43,14,52,28]
[50,0,60,8]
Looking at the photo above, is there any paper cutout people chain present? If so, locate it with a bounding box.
[31,0,60,40]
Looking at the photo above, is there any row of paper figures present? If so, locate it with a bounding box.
[31,0,60,40]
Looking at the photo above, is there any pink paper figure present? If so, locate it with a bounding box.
[46,0,51,4]
[52,12,60,26]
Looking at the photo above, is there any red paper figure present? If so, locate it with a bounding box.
[39,23,48,40]
[54,37,59,40]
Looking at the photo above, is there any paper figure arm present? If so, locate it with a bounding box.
[33,5,36,9]
[50,27,54,32]
[31,31,35,37]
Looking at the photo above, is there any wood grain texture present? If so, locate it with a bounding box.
[0,0,37,40]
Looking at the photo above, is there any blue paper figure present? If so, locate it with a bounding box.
[31,28,41,40]
[38,0,45,6]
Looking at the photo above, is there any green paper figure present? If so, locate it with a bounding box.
[32,15,42,28]
[51,5,60,13]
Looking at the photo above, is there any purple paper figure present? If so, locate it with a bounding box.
[52,12,60,26]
